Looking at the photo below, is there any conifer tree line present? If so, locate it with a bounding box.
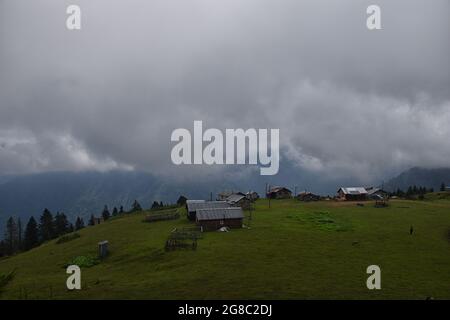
[390,185,434,197]
[0,210,78,257]
[389,182,449,199]
[0,199,145,258]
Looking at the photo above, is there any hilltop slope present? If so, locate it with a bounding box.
[1,198,450,299]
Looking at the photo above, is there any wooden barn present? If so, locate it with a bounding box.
[266,186,292,199]
[226,194,252,210]
[337,187,368,201]
[185,200,230,221]
[296,191,320,202]
[196,207,244,231]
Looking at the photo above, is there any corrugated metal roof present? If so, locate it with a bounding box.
[338,187,368,195]
[367,188,381,195]
[186,201,229,212]
[227,194,246,203]
[196,207,244,221]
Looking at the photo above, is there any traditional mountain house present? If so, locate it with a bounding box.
[217,191,245,201]
[217,191,233,201]
[296,191,320,202]
[185,200,230,221]
[337,187,368,201]
[266,186,292,199]
[365,187,388,200]
[195,207,244,231]
[226,194,252,210]
[245,191,259,201]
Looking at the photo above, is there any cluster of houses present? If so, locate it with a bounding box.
[185,185,389,231]
[264,185,388,201]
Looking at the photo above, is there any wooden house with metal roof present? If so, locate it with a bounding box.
[195,207,244,231]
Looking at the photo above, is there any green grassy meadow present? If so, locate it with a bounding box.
[0,198,449,299]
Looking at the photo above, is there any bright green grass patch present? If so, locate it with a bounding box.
[65,255,99,268]
[286,210,352,231]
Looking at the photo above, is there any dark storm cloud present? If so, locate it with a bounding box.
[0,0,449,182]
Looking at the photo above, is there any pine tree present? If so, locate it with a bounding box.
[131,200,142,212]
[24,216,39,250]
[0,240,6,257]
[17,217,23,251]
[88,214,96,226]
[102,205,111,221]
[112,207,119,216]
[151,201,160,209]
[177,195,187,206]
[55,212,69,236]
[440,182,446,192]
[75,217,85,230]
[119,206,124,214]
[4,217,19,255]
[39,208,55,242]
[406,186,413,196]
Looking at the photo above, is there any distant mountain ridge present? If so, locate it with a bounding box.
[384,167,450,191]
[0,171,162,228]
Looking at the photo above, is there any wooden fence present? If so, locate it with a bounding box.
[164,226,202,251]
[143,209,180,223]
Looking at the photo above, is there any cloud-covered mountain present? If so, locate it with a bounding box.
[385,167,450,191]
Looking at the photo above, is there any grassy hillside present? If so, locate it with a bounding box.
[1,198,450,300]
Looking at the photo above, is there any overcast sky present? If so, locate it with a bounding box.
[0,0,449,184]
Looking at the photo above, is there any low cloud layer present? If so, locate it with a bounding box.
[0,0,449,184]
